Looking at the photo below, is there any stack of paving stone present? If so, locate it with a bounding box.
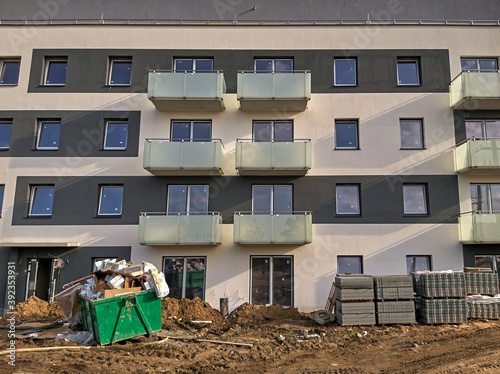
[373,275,416,325]
[334,274,375,326]
[465,271,500,319]
[413,271,467,324]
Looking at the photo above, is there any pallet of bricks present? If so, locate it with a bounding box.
[464,268,500,320]
[335,274,375,326]
[373,275,416,325]
[412,271,467,324]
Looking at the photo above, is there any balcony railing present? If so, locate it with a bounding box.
[235,139,311,175]
[454,138,500,173]
[237,71,311,112]
[138,212,222,245]
[450,71,500,110]
[459,212,500,243]
[147,70,226,112]
[233,211,312,244]
[143,139,223,176]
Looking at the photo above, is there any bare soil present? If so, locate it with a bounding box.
[2,297,500,373]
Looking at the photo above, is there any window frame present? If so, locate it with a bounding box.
[103,120,128,150]
[254,58,294,72]
[28,185,55,217]
[166,185,210,215]
[337,255,363,274]
[403,184,428,215]
[406,255,432,274]
[0,121,13,150]
[470,183,500,214]
[171,120,212,142]
[0,185,4,218]
[334,120,359,150]
[335,184,361,215]
[333,57,357,86]
[174,58,214,73]
[400,119,425,150]
[465,119,500,140]
[250,255,294,307]
[461,57,498,72]
[0,58,21,86]
[36,120,61,150]
[252,120,293,142]
[397,58,421,86]
[163,256,207,300]
[251,185,293,214]
[43,57,68,86]
[107,57,133,86]
[97,185,124,216]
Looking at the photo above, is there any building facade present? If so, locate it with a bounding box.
[0,0,499,314]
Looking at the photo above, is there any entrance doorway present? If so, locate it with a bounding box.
[25,258,62,302]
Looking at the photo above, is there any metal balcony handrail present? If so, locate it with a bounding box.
[235,211,311,215]
[461,210,500,215]
[145,138,223,145]
[149,69,224,74]
[451,69,500,83]
[238,70,310,74]
[140,211,220,217]
[236,138,311,143]
[455,137,500,147]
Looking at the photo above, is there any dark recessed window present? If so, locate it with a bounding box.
[253,120,293,142]
[403,184,428,215]
[335,120,359,149]
[171,121,211,142]
[466,120,500,140]
[29,186,54,216]
[0,122,13,150]
[336,185,360,215]
[108,58,132,86]
[104,121,128,150]
[44,58,67,86]
[397,58,420,86]
[406,255,431,274]
[0,59,20,85]
[461,58,498,72]
[174,58,213,73]
[334,58,357,86]
[400,119,424,149]
[254,58,293,72]
[98,186,124,216]
[36,121,61,150]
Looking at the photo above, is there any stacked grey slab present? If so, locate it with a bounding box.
[335,274,375,326]
[465,272,500,319]
[412,272,467,324]
[374,275,416,324]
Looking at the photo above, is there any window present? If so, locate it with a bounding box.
[403,184,428,215]
[44,58,67,86]
[0,185,4,217]
[465,120,500,140]
[400,119,424,149]
[336,185,361,215]
[0,122,13,150]
[397,58,420,86]
[253,120,293,142]
[171,121,211,142]
[470,184,500,214]
[163,257,206,299]
[174,58,213,73]
[254,58,293,72]
[406,255,431,274]
[167,185,209,214]
[98,186,124,216]
[108,58,132,86]
[337,256,363,274]
[0,59,20,85]
[103,121,128,150]
[251,256,293,306]
[335,120,359,149]
[252,185,292,214]
[36,120,61,150]
[461,58,498,72]
[475,255,500,272]
[334,58,357,86]
[29,185,54,217]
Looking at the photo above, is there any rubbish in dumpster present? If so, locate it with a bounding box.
[54,283,82,328]
[143,261,170,298]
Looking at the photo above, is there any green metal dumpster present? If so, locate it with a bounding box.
[79,290,161,345]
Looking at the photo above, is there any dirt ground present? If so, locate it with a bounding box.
[1,297,500,374]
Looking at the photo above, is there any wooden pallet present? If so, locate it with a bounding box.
[325,281,336,312]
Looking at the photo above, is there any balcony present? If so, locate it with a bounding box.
[450,71,500,110]
[235,139,311,175]
[459,212,500,243]
[147,71,225,112]
[237,71,311,112]
[233,211,312,244]
[138,212,222,245]
[454,138,500,174]
[143,139,223,176]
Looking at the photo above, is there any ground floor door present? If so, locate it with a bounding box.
[25,258,61,302]
[251,256,293,307]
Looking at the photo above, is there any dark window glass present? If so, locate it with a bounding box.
[334,58,357,86]
[0,123,13,149]
[0,60,20,85]
[163,257,206,300]
[167,185,209,214]
[336,185,360,215]
[171,121,211,142]
[192,121,211,141]
[37,121,60,150]
[338,256,362,274]
[255,58,293,72]
[98,186,123,216]
[403,185,428,214]
[397,59,420,85]
[109,60,132,85]
[104,122,128,150]
[30,186,54,216]
[45,59,67,85]
[0,185,4,217]
[251,256,292,306]
[406,255,431,274]
[400,120,424,149]
[335,121,358,149]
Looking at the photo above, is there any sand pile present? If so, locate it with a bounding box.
[0,296,63,323]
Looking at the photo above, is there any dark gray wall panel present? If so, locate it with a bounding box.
[2,0,498,21]
[463,244,500,268]
[0,111,140,157]
[454,110,500,145]
[0,247,10,316]
[28,49,450,94]
[5,246,131,305]
[12,175,459,225]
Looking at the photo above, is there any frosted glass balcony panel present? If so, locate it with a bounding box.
[454,139,500,173]
[459,213,500,243]
[451,72,500,110]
